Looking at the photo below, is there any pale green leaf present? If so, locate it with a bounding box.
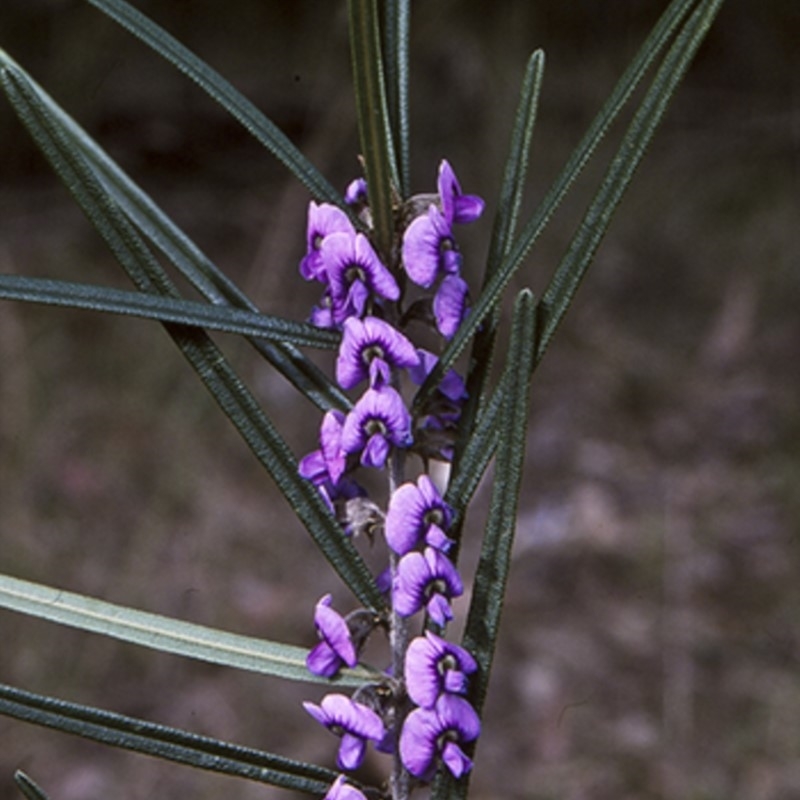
[0,573,379,686]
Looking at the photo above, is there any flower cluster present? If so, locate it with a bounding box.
[297,162,484,799]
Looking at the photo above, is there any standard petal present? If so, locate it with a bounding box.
[436,694,481,742]
[320,694,384,740]
[402,205,452,288]
[433,274,469,339]
[385,481,427,555]
[315,597,357,667]
[405,635,443,708]
[399,707,440,779]
[393,551,430,617]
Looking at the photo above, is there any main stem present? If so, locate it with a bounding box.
[388,444,411,800]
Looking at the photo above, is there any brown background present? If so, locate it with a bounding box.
[0,1,798,798]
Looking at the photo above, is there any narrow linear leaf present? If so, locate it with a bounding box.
[465,291,537,712]
[434,290,538,800]
[414,0,703,413]
[383,0,411,196]
[0,63,383,610]
[14,772,50,800]
[0,573,379,686]
[0,683,358,797]
[484,50,547,282]
[535,0,725,364]
[453,50,545,471]
[0,50,348,412]
[348,0,399,260]
[0,274,340,350]
[83,0,345,209]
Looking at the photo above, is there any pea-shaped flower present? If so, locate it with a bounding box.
[322,231,400,324]
[303,694,385,771]
[385,475,453,556]
[336,316,420,390]
[405,631,478,709]
[341,386,413,469]
[399,694,481,780]
[393,547,463,626]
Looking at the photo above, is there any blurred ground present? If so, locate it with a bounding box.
[0,1,798,799]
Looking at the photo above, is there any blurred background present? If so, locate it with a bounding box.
[0,1,798,798]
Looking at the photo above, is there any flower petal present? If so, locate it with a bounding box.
[433,274,469,339]
[337,733,367,771]
[441,740,473,778]
[437,160,485,226]
[385,481,428,555]
[306,642,342,678]
[324,775,368,800]
[399,707,440,779]
[402,205,453,288]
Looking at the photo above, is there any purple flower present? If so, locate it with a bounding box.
[399,694,481,780]
[341,387,413,469]
[405,631,478,709]
[298,410,346,486]
[393,547,463,626]
[322,232,400,324]
[401,205,461,289]
[385,475,453,556]
[306,595,358,678]
[336,316,420,390]
[323,775,368,800]
[433,274,470,339]
[303,693,385,771]
[300,202,356,282]
[437,160,484,226]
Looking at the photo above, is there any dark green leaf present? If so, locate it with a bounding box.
[0,683,359,796]
[383,0,411,197]
[0,274,340,350]
[348,0,399,261]
[84,0,345,209]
